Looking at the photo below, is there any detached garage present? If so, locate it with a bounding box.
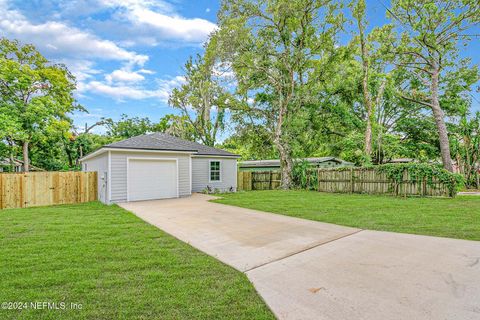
[80,133,239,204]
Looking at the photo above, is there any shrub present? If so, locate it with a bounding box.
[292,160,318,190]
[376,163,464,197]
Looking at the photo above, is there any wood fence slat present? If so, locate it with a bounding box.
[0,171,97,209]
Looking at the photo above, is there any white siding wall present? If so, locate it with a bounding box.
[82,153,109,203]
[110,151,191,203]
[191,157,237,192]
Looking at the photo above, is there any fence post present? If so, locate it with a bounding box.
[246,171,252,191]
[422,176,427,196]
[317,169,320,191]
[238,171,242,191]
[21,173,27,208]
[350,168,355,193]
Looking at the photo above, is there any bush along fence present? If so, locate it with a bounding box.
[0,171,97,209]
[317,164,463,197]
[237,163,464,197]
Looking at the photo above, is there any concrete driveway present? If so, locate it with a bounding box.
[119,194,480,320]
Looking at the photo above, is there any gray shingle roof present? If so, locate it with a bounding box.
[104,133,239,157]
[239,157,353,167]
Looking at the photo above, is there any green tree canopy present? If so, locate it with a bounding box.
[385,0,480,171]
[217,0,345,188]
[0,38,79,171]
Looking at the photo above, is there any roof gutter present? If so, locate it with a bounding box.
[79,147,198,162]
[192,154,241,159]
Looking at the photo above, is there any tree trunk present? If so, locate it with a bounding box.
[274,102,293,189]
[66,149,73,168]
[362,72,374,158]
[22,141,29,172]
[77,144,83,166]
[430,70,453,172]
[275,138,293,189]
[364,99,373,157]
[357,13,373,159]
[9,153,15,172]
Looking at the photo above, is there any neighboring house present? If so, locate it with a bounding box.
[386,158,415,164]
[80,133,240,204]
[238,157,354,172]
[0,158,44,172]
[0,158,22,172]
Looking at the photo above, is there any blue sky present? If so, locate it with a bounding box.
[1,0,478,135]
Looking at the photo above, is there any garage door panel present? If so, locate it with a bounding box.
[128,159,177,201]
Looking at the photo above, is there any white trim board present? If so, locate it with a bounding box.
[80,147,197,162]
[108,150,111,204]
[126,157,179,202]
[189,155,192,195]
[192,155,241,159]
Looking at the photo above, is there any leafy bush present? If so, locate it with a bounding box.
[376,163,464,197]
[292,160,318,190]
[201,186,234,194]
[294,162,463,197]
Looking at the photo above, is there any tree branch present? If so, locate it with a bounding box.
[398,93,434,108]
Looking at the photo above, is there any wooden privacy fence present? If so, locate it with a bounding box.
[317,168,451,197]
[238,168,453,197]
[0,171,97,209]
[237,171,282,191]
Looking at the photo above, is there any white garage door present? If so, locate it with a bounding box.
[128,159,178,201]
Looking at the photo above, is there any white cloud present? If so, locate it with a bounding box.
[83,75,185,102]
[99,0,216,43]
[106,69,145,84]
[84,81,154,100]
[0,0,203,106]
[100,0,174,13]
[62,59,102,82]
[127,8,216,42]
[156,75,186,101]
[0,0,147,65]
[139,69,155,75]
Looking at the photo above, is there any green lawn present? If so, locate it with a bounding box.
[0,202,274,320]
[213,190,480,241]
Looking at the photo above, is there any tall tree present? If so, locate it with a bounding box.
[218,0,343,188]
[104,114,154,139]
[351,0,389,162]
[387,0,480,172]
[153,114,195,141]
[169,45,232,147]
[0,38,78,171]
[0,107,21,170]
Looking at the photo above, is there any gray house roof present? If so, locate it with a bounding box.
[82,133,239,160]
[0,158,45,171]
[239,157,353,168]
